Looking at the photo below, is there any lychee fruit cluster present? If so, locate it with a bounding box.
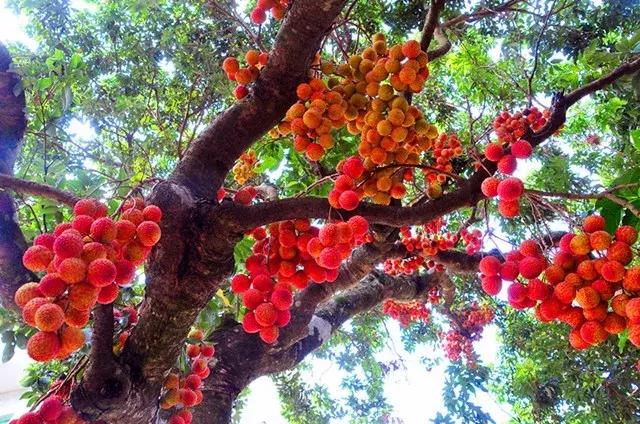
[8,395,84,424]
[18,197,162,361]
[250,0,288,24]
[278,78,348,161]
[423,133,463,184]
[160,329,215,421]
[232,150,259,185]
[232,216,369,343]
[222,50,269,100]
[441,303,494,367]
[382,299,430,327]
[478,214,640,350]
[328,156,365,211]
[493,107,548,144]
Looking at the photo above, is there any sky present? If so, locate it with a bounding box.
[0,0,534,422]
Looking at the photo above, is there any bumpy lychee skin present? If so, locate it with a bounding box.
[242,312,261,333]
[511,139,532,159]
[498,199,520,218]
[583,303,607,322]
[22,245,53,272]
[27,331,60,362]
[484,143,504,161]
[559,307,585,328]
[518,256,545,279]
[497,154,517,174]
[90,217,117,243]
[497,177,524,201]
[60,325,85,353]
[115,219,137,242]
[231,274,251,294]
[481,276,501,295]
[342,156,365,179]
[254,302,278,327]
[481,177,500,198]
[479,256,501,277]
[603,313,626,335]
[65,307,90,328]
[37,274,66,298]
[87,258,117,287]
[582,215,606,233]
[137,221,162,247]
[543,265,565,285]
[319,223,339,247]
[569,234,591,255]
[114,259,136,285]
[615,225,638,245]
[22,297,50,326]
[33,233,55,250]
[57,257,87,284]
[569,329,590,350]
[576,260,598,281]
[242,288,265,310]
[606,241,633,264]
[527,279,551,301]
[251,274,272,292]
[143,205,163,223]
[319,248,342,269]
[553,281,576,304]
[270,289,293,311]
[507,282,528,304]
[625,298,640,323]
[538,296,563,321]
[628,324,640,347]
[97,283,119,304]
[14,283,42,308]
[579,320,608,345]
[68,282,99,311]
[338,190,360,211]
[500,261,520,281]
[74,198,98,217]
[589,230,612,251]
[591,279,614,301]
[624,266,640,292]
[575,287,600,309]
[39,395,63,421]
[348,215,369,237]
[259,325,279,344]
[600,260,625,282]
[34,303,65,332]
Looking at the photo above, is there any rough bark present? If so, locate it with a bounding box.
[0,42,32,311]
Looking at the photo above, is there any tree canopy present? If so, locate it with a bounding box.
[0,0,639,423]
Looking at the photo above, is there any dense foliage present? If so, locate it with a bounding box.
[1,0,639,423]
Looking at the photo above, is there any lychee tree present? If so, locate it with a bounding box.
[1,0,640,423]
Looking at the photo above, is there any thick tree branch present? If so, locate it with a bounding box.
[0,42,33,311]
[0,173,80,207]
[421,0,447,52]
[195,269,447,423]
[172,0,349,198]
[229,56,640,230]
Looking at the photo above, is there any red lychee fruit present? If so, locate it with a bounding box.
[259,325,279,344]
[90,217,117,243]
[625,297,640,323]
[39,395,63,421]
[27,331,60,362]
[589,230,611,251]
[527,279,551,301]
[615,225,638,245]
[500,261,520,281]
[97,283,119,304]
[33,233,55,250]
[73,199,98,217]
[579,320,608,345]
[71,215,94,235]
[511,139,532,159]
[600,260,625,282]
[319,248,342,269]
[518,256,545,279]
[254,302,278,327]
[57,258,87,284]
[481,177,500,198]
[34,303,65,332]
[319,224,339,247]
[14,283,43,308]
[603,313,626,334]
[568,329,590,350]
[479,256,501,277]
[497,154,517,174]
[243,289,265,310]
[68,282,100,311]
[231,274,251,294]
[569,234,591,255]
[582,215,605,233]
[553,281,576,304]
[22,245,53,272]
[348,215,369,237]
[507,282,528,304]
[114,260,136,286]
[270,289,293,311]
[498,199,520,218]
[484,143,503,161]
[242,311,261,333]
[497,177,523,201]
[137,221,162,247]
[575,287,601,309]
[342,157,365,179]
[544,265,565,284]
[606,241,632,265]
[481,276,502,296]
[87,258,117,287]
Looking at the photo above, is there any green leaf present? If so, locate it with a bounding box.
[2,342,15,363]
[631,129,640,151]
[595,198,623,234]
[618,329,629,353]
